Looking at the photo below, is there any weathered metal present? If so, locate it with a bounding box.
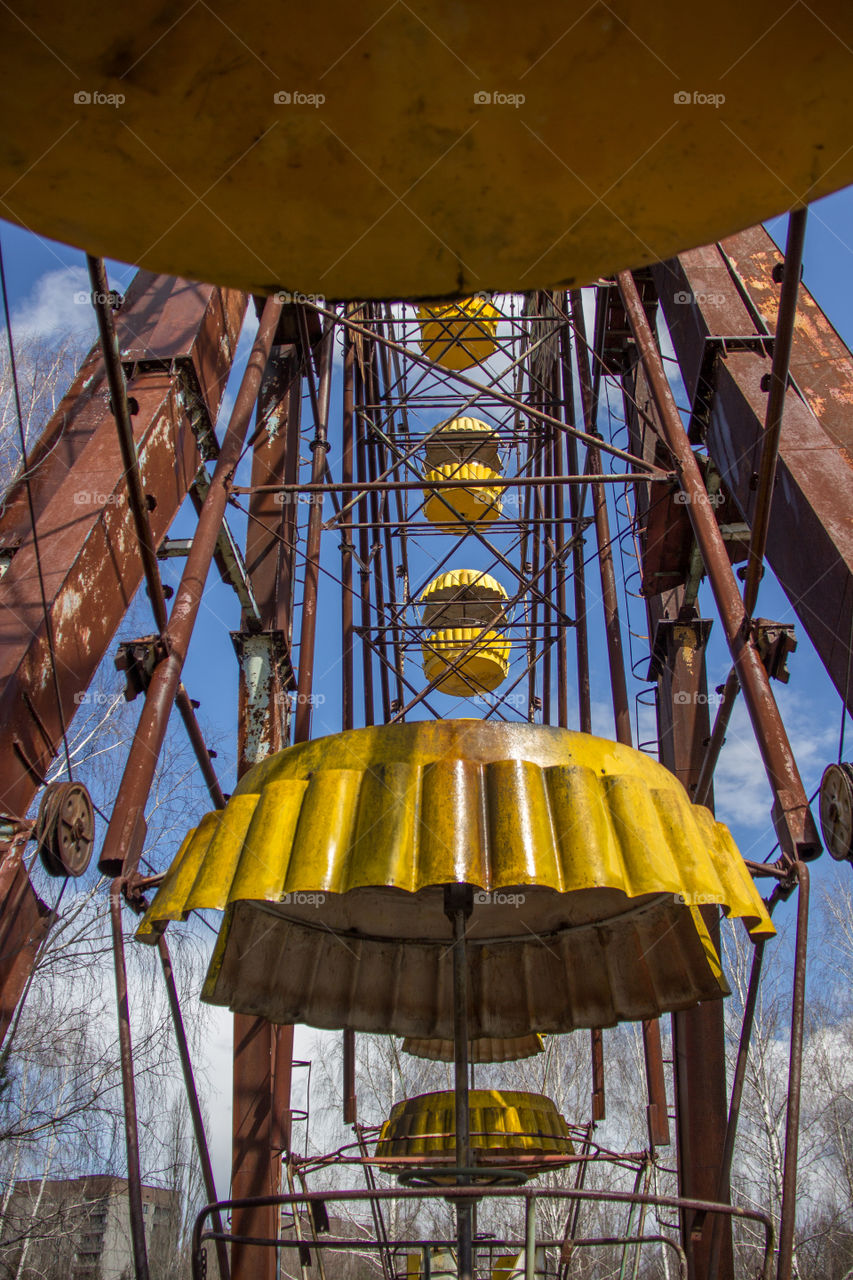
[33,781,95,878]
[109,881,149,1280]
[375,1088,574,1170]
[617,270,819,863]
[137,721,773,1040]
[655,224,853,720]
[740,211,808,617]
[97,294,282,878]
[191,1184,776,1280]
[0,837,51,1046]
[157,935,230,1280]
[0,272,245,824]
[230,319,303,1280]
[293,312,333,744]
[778,863,810,1280]
[446,885,474,1280]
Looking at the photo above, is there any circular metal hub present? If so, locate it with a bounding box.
[35,781,96,878]
[819,763,853,861]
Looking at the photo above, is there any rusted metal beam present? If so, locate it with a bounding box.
[617,270,819,863]
[0,273,246,823]
[110,881,149,1280]
[654,223,853,720]
[574,289,668,1149]
[231,327,303,1280]
[97,294,282,878]
[0,835,50,1047]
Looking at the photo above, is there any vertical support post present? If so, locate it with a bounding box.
[572,289,667,1147]
[293,312,333,743]
[231,320,300,1280]
[524,1196,536,1280]
[109,883,149,1280]
[341,323,358,1126]
[623,343,732,1279]
[570,291,632,745]
[157,936,230,1280]
[445,885,473,1280]
[777,863,809,1280]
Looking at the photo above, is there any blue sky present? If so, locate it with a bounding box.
[5,187,853,1190]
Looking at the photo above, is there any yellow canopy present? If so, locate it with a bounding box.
[137,721,773,1037]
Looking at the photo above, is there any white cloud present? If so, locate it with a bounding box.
[12,265,97,343]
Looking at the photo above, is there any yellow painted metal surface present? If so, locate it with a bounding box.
[423,419,501,474]
[1,5,851,298]
[420,569,507,607]
[422,462,504,529]
[136,721,773,1037]
[418,300,500,369]
[419,570,510,695]
[375,1089,574,1166]
[402,1034,544,1064]
[422,627,511,695]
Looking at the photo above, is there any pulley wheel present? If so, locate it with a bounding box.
[35,781,96,878]
[818,763,853,861]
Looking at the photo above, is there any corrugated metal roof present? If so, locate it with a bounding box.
[135,721,773,1035]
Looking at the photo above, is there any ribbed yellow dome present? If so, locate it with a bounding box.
[418,299,500,371]
[136,721,774,1039]
[420,569,507,604]
[423,463,504,529]
[422,628,511,696]
[375,1089,574,1179]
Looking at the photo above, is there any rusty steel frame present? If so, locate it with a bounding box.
[617,257,815,1280]
[191,1185,776,1280]
[1,231,849,1280]
[617,270,818,864]
[572,289,670,1151]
